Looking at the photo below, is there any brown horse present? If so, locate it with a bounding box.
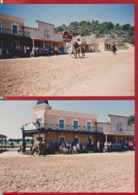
[73,45,85,59]
[31,143,47,156]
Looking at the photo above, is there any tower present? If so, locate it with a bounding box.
[33,100,52,123]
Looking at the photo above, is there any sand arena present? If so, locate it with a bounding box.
[0,49,134,96]
[0,151,135,192]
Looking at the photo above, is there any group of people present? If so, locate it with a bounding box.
[0,45,66,59]
[1,44,31,59]
[31,139,103,156]
[32,46,65,57]
[103,141,135,152]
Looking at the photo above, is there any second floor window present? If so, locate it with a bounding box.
[37,118,42,124]
[87,122,92,131]
[59,119,64,129]
[117,124,122,131]
[119,124,122,131]
[13,25,18,35]
[44,30,49,37]
[73,121,78,130]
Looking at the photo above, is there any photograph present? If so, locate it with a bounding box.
[0,4,135,96]
[0,100,135,192]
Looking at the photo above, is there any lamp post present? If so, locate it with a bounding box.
[36,120,41,141]
[21,125,25,152]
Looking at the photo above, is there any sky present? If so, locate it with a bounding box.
[0,100,135,139]
[0,4,134,27]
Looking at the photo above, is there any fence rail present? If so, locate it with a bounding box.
[25,123,103,133]
[104,130,135,135]
[0,28,30,37]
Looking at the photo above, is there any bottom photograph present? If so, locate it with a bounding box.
[0,100,135,193]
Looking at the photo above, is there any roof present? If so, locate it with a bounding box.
[47,109,99,119]
[36,100,49,105]
[0,12,26,22]
[0,134,7,138]
[24,26,38,30]
[36,20,55,26]
[108,114,129,118]
[96,122,110,125]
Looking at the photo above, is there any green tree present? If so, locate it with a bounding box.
[122,24,131,31]
[55,26,64,33]
[128,115,135,125]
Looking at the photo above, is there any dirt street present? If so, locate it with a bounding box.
[0,151,135,192]
[0,49,134,96]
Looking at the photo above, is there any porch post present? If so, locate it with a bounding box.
[32,39,35,50]
[21,125,25,152]
[32,136,34,147]
[73,133,75,144]
[88,132,89,140]
[1,136,3,151]
[1,136,3,150]
[105,134,108,144]
[96,134,97,150]
[102,133,104,149]
[57,131,59,150]
[43,42,45,48]
[5,138,6,150]
[116,136,117,143]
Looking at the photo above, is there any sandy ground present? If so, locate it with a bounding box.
[0,151,135,192]
[0,49,134,96]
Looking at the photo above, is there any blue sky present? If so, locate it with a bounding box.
[0,4,134,27]
[0,100,134,139]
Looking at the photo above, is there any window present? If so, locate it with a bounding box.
[37,118,42,124]
[74,138,78,145]
[87,122,92,131]
[59,119,64,129]
[44,30,49,37]
[117,124,119,131]
[73,120,78,130]
[0,21,2,33]
[60,137,65,143]
[119,124,122,131]
[117,124,122,131]
[13,25,18,35]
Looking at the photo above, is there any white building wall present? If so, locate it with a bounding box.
[24,21,63,42]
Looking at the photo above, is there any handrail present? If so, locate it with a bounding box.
[0,28,30,37]
[33,123,103,133]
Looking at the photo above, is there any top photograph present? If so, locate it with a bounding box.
[0,4,134,97]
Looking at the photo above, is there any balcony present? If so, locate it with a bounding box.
[24,123,103,134]
[104,129,135,136]
[0,28,30,37]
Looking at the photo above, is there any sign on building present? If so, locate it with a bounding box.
[63,31,72,42]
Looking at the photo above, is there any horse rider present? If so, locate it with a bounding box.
[112,44,117,54]
[74,38,81,51]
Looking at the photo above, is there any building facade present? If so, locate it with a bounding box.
[24,20,65,50]
[23,101,135,150]
[73,34,99,52]
[24,101,103,146]
[97,114,135,144]
[0,12,32,56]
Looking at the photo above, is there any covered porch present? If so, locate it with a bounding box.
[22,123,104,153]
[0,134,7,152]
